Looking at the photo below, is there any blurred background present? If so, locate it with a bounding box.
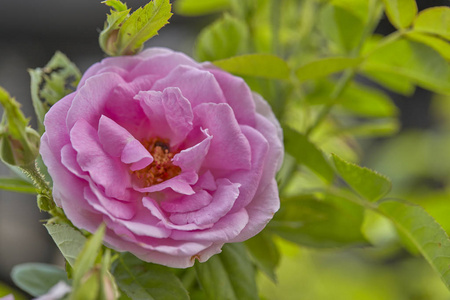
[1,0,450,299]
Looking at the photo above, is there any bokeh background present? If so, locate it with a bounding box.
[1,0,450,299]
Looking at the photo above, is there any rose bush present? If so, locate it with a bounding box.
[40,48,283,268]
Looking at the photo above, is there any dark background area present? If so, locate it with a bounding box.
[0,0,448,293]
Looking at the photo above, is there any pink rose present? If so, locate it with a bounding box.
[40,48,283,268]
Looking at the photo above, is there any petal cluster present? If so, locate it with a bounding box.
[40,48,284,268]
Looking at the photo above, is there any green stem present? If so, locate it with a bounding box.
[20,161,58,214]
[305,69,355,137]
[304,0,384,137]
[19,161,51,193]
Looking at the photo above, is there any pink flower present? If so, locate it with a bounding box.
[40,48,283,268]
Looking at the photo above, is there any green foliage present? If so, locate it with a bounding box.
[296,57,362,81]
[283,127,334,183]
[174,0,231,16]
[0,177,37,194]
[363,38,450,94]
[112,253,189,300]
[196,14,248,62]
[100,0,173,56]
[318,4,365,53]
[245,232,280,282]
[213,54,290,79]
[269,194,367,247]
[45,223,87,267]
[0,87,40,167]
[71,224,105,291]
[11,263,68,297]
[195,243,259,300]
[332,153,391,202]
[381,0,417,29]
[378,200,450,289]
[413,6,450,40]
[29,51,81,133]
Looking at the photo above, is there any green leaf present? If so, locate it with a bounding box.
[116,0,172,55]
[29,51,81,133]
[269,194,367,247]
[283,127,334,183]
[296,57,362,81]
[362,38,450,94]
[11,263,68,297]
[362,70,415,96]
[339,83,398,118]
[381,0,417,29]
[413,6,450,41]
[195,14,248,62]
[45,223,87,267]
[332,153,391,202]
[405,32,450,61]
[318,4,365,52]
[99,2,131,56]
[174,0,230,16]
[195,243,258,300]
[72,224,105,290]
[245,232,280,282]
[378,200,450,289]
[112,253,189,300]
[103,0,128,11]
[0,177,37,194]
[333,118,400,137]
[212,54,290,79]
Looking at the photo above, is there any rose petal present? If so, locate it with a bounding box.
[152,65,226,108]
[171,208,249,242]
[169,179,240,226]
[98,115,153,171]
[136,87,193,145]
[161,189,213,213]
[172,131,212,173]
[231,179,280,242]
[205,66,256,126]
[135,171,198,195]
[70,118,132,200]
[84,185,136,220]
[194,103,252,170]
[67,72,126,130]
[40,135,102,232]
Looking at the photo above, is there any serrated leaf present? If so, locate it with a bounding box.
[381,0,417,29]
[283,127,334,183]
[269,194,367,247]
[362,38,450,94]
[378,200,450,289]
[29,51,81,133]
[112,253,189,300]
[0,177,37,194]
[318,4,365,52]
[45,223,87,267]
[332,153,391,202]
[196,14,248,62]
[296,57,362,81]
[11,263,68,297]
[413,6,450,41]
[195,243,258,300]
[245,232,280,282]
[213,54,290,79]
[174,0,230,16]
[104,0,128,11]
[72,224,105,290]
[116,0,172,55]
[405,32,450,61]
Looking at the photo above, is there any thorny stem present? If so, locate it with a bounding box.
[19,160,62,217]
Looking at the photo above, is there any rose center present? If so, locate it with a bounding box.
[132,138,181,186]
